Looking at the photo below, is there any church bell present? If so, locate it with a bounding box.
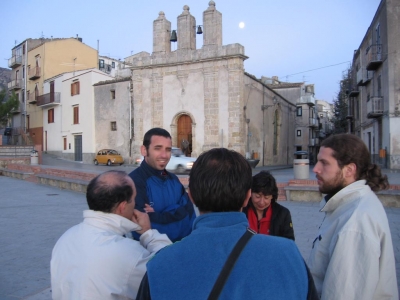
[170,30,177,42]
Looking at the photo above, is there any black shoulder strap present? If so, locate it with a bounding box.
[207,228,256,300]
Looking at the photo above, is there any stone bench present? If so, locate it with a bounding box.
[0,168,34,180]
[376,189,400,208]
[36,174,89,193]
[285,185,400,207]
[284,185,322,202]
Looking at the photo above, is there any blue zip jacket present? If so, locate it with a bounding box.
[138,212,318,299]
[129,160,195,242]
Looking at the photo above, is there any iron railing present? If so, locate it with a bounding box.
[37,92,61,107]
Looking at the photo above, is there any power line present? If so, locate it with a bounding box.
[281,61,351,78]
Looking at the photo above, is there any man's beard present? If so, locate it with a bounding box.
[317,169,346,195]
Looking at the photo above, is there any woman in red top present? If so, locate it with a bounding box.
[243,171,295,240]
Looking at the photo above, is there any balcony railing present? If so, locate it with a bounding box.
[359,69,374,86]
[356,68,363,85]
[8,79,23,90]
[298,95,315,106]
[37,92,61,107]
[99,64,112,74]
[367,96,383,118]
[366,44,382,70]
[8,55,22,68]
[28,67,41,80]
[28,92,37,104]
[348,86,359,97]
[11,101,24,114]
[309,117,318,127]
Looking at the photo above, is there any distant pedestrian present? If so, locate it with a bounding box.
[137,148,318,300]
[308,134,398,299]
[51,170,171,299]
[243,171,294,240]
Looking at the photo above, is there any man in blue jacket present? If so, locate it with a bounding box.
[137,148,318,300]
[129,128,195,242]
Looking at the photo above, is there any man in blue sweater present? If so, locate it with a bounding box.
[129,128,195,242]
[137,148,318,300]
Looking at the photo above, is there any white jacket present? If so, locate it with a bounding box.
[51,210,171,300]
[308,180,398,300]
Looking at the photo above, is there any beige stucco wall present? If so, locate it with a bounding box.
[25,38,98,147]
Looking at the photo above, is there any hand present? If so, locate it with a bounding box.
[132,209,151,234]
[144,203,155,213]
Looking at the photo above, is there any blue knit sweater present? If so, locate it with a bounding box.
[143,212,310,299]
[129,160,195,242]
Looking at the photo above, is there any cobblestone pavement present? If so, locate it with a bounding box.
[1,162,399,299]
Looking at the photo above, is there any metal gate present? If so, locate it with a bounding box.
[74,135,82,161]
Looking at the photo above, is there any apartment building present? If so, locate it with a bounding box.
[7,37,98,147]
[316,99,334,141]
[348,0,400,169]
[42,69,112,162]
[264,77,321,164]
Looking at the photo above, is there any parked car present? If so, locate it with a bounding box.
[136,147,196,173]
[94,149,124,166]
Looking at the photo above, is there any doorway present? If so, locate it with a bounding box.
[74,135,82,161]
[177,114,192,156]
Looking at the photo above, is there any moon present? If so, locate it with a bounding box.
[239,22,245,29]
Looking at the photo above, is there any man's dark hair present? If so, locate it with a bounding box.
[321,133,388,191]
[189,148,252,212]
[143,128,171,151]
[252,171,278,203]
[86,170,134,212]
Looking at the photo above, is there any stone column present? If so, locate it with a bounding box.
[203,1,222,47]
[153,11,171,53]
[177,5,196,50]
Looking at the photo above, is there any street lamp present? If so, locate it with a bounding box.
[261,96,278,110]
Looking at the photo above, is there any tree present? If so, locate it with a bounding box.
[331,67,351,134]
[0,89,19,126]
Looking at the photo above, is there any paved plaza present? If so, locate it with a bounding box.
[0,159,399,299]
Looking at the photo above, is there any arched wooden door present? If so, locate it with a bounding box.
[177,115,192,156]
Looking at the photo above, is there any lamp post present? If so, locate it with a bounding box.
[246,118,250,159]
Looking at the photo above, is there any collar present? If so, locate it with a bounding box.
[83,210,141,236]
[320,180,369,212]
[140,159,171,179]
[193,212,249,231]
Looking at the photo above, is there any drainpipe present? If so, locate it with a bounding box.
[262,86,265,166]
[128,81,132,161]
[24,40,28,134]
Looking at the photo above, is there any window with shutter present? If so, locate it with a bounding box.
[73,106,79,124]
[48,109,54,123]
[71,81,80,96]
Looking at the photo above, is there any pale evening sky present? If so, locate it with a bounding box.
[1,0,380,102]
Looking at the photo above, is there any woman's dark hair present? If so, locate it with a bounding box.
[143,128,171,151]
[189,148,252,212]
[251,171,278,203]
[86,170,134,212]
[321,133,388,191]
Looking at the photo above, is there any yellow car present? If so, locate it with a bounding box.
[94,149,124,166]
